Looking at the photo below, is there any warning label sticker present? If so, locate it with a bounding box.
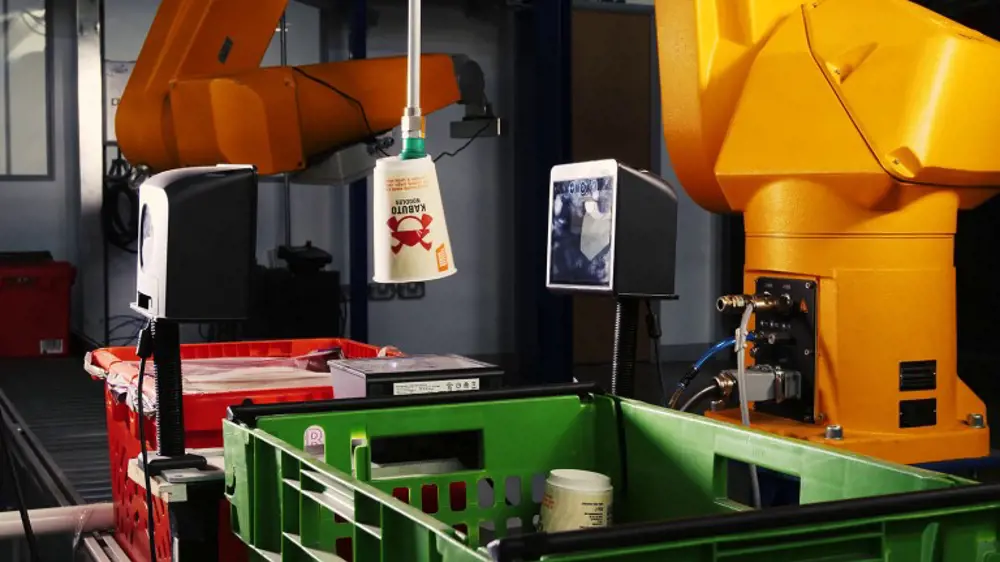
[393,378,480,396]
[40,339,64,355]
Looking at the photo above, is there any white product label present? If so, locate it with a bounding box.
[392,378,480,396]
[40,339,64,355]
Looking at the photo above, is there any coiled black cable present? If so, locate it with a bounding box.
[151,320,185,457]
[611,299,639,398]
[102,148,139,254]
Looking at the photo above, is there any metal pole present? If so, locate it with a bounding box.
[281,11,292,246]
[0,504,114,538]
[512,0,573,384]
[349,0,369,342]
[400,0,423,156]
[406,0,421,111]
[78,0,111,344]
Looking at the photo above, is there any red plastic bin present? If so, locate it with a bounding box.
[0,254,75,357]
[87,338,401,562]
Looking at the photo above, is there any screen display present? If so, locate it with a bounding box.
[549,176,615,287]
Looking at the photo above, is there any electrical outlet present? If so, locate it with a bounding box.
[341,283,420,301]
[368,283,397,301]
[397,282,426,300]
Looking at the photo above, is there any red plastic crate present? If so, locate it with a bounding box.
[88,338,401,562]
[0,257,75,357]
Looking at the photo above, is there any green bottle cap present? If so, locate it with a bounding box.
[399,137,426,160]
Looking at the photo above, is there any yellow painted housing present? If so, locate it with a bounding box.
[655,0,1000,464]
[116,0,460,175]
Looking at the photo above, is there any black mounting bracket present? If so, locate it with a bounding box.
[752,277,818,424]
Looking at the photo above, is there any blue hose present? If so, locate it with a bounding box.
[692,332,755,371]
[693,337,735,371]
[669,332,757,408]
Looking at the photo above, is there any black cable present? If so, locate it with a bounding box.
[109,318,145,336]
[679,385,718,413]
[102,148,139,254]
[110,314,143,321]
[0,407,38,562]
[339,286,349,338]
[433,120,491,162]
[290,67,391,157]
[669,368,698,409]
[135,325,156,562]
[644,300,669,406]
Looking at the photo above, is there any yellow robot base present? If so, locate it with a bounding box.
[653,0,1000,466]
[706,409,988,466]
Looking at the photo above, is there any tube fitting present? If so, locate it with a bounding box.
[716,293,792,314]
[713,371,737,399]
[716,365,801,404]
[758,330,793,345]
[400,114,424,139]
[716,294,751,313]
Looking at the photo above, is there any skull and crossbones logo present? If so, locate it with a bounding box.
[387,214,433,254]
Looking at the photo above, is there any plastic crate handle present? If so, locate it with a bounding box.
[228,383,602,428]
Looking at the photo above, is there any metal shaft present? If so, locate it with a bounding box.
[400,0,425,154]
[280,12,288,66]
[281,11,292,245]
[407,0,421,111]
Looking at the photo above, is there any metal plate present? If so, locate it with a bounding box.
[900,398,938,428]
[899,360,937,391]
[752,277,817,423]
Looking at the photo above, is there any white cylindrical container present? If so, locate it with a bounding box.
[372,155,457,283]
[539,469,613,533]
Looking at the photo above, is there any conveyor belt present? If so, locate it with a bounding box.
[0,357,111,504]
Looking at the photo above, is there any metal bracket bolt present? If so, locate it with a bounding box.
[967,413,986,429]
[824,424,844,440]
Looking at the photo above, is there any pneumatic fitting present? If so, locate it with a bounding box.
[716,293,793,315]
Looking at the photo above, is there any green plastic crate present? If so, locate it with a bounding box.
[223,384,1000,561]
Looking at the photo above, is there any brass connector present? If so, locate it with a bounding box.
[713,372,737,399]
[716,294,752,313]
[716,294,792,314]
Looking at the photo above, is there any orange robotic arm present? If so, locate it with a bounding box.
[656,0,1000,464]
[115,0,460,175]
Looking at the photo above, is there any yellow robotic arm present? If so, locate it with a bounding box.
[116,0,461,175]
[656,0,1000,464]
